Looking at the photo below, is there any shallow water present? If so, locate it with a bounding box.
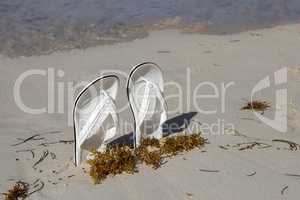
[1,0,300,57]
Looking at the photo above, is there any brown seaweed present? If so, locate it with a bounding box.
[135,138,162,169]
[161,134,205,156]
[241,100,270,112]
[87,147,136,184]
[87,134,205,184]
[2,181,29,200]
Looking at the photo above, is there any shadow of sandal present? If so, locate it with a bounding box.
[108,111,198,148]
[162,112,197,136]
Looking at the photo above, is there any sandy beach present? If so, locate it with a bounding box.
[0,24,300,199]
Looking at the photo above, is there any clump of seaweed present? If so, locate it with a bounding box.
[242,100,270,112]
[161,134,205,156]
[139,138,160,148]
[87,147,136,184]
[87,134,205,184]
[135,138,162,169]
[2,181,29,200]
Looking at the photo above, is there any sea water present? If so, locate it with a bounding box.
[0,0,299,57]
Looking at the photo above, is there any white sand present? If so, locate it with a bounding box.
[0,24,300,199]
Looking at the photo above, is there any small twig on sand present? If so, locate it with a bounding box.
[16,137,44,141]
[237,142,271,151]
[272,139,300,151]
[11,134,44,146]
[239,142,258,150]
[285,173,300,178]
[16,149,35,159]
[219,145,228,150]
[185,192,194,197]
[59,140,74,144]
[257,144,272,149]
[31,179,40,186]
[281,185,288,195]
[33,150,49,169]
[246,171,256,176]
[38,140,74,147]
[28,179,45,196]
[198,169,220,173]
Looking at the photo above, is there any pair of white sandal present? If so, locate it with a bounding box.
[73,62,167,166]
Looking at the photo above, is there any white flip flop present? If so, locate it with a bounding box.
[73,75,120,166]
[127,62,167,148]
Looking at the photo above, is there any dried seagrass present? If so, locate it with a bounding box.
[2,181,29,200]
[135,138,162,169]
[161,134,205,156]
[241,100,270,112]
[139,138,160,148]
[87,134,205,184]
[87,147,136,184]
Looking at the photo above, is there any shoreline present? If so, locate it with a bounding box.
[1,20,300,59]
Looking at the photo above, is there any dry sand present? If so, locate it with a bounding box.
[0,24,300,199]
